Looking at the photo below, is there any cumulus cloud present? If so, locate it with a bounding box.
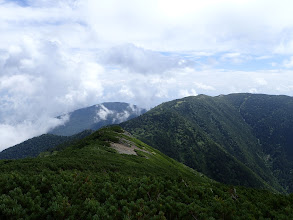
[99,44,194,74]
[94,104,114,122]
[0,37,104,116]
[0,116,68,151]
[283,56,293,68]
[194,82,215,91]
[1,0,293,53]
[112,111,130,124]
[93,103,145,124]
[179,89,198,97]
[255,78,268,86]
[220,53,251,64]
[1,0,293,150]
[128,104,143,114]
[0,37,104,150]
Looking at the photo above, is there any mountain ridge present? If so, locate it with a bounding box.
[121,93,293,192]
[50,102,147,136]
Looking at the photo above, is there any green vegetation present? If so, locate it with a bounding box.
[1,126,293,219]
[223,93,293,192]
[121,95,283,192]
[121,94,293,193]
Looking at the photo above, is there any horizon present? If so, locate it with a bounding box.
[1,0,293,149]
[1,91,292,152]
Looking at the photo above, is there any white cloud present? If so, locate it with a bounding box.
[271,62,277,67]
[255,78,268,86]
[249,88,258,93]
[2,0,293,150]
[95,104,114,121]
[220,53,251,64]
[276,85,293,93]
[127,104,145,114]
[179,89,198,97]
[194,82,215,90]
[0,37,105,150]
[0,115,68,151]
[99,44,194,74]
[255,55,272,60]
[1,0,293,53]
[118,85,135,99]
[112,111,130,124]
[283,56,293,68]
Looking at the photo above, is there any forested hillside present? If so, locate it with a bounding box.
[121,94,293,193]
[223,93,293,192]
[1,126,292,219]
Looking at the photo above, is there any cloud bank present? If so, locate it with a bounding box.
[1,0,293,150]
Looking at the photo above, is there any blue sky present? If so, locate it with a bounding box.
[1,0,293,149]
[7,0,28,6]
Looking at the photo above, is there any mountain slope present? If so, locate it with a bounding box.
[0,130,93,160]
[223,93,293,192]
[50,102,146,136]
[121,94,285,192]
[0,126,292,219]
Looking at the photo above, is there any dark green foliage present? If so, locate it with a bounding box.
[0,130,93,160]
[50,102,146,136]
[1,171,292,220]
[0,126,292,219]
[121,95,283,192]
[223,93,293,193]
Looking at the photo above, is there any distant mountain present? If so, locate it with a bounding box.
[0,130,93,160]
[122,93,293,193]
[0,102,145,160]
[50,102,147,136]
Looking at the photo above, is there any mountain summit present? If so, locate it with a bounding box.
[50,102,146,136]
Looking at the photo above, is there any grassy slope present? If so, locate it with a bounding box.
[0,126,292,219]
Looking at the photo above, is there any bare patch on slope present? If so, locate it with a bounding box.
[110,137,150,156]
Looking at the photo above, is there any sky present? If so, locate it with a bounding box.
[1,0,293,150]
